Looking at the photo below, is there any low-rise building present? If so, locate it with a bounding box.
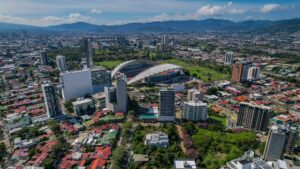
[72,98,95,115]
[174,159,197,169]
[5,113,31,130]
[145,132,169,148]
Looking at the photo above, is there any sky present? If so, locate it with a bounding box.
[0,0,299,26]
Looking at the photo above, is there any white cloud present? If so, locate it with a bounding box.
[90,9,102,14]
[0,13,91,26]
[197,5,224,16]
[260,4,280,13]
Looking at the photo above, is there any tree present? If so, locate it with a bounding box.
[48,120,61,135]
[111,147,127,169]
[42,158,54,169]
[206,87,219,95]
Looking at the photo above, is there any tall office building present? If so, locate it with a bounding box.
[84,38,93,68]
[41,52,49,65]
[285,125,298,154]
[237,102,270,132]
[231,62,250,83]
[225,52,234,65]
[42,83,62,118]
[159,88,175,121]
[263,125,287,161]
[61,69,93,100]
[187,89,203,102]
[116,73,127,113]
[117,36,127,47]
[91,67,112,93]
[104,74,127,113]
[183,101,208,121]
[247,66,260,81]
[161,35,168,45]
[56,55,67,73]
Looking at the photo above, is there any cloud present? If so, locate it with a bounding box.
[0,13,91,26]
[197,5,224,16]
[260,4,280,13]
[90,9,102,14]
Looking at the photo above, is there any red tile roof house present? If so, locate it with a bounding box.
[59,146,111,169]
[60,122,78,134]
[89,159,107,169]
[26,140,57,166]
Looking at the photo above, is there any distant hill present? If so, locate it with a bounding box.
[0,22,39,31]
[0,18,299,34]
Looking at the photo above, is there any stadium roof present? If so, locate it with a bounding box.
[127,64,181,84]
[111,60,136,78]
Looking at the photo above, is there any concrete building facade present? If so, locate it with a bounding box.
[159,88,175,121]
[42,83,62,118]
[183,101,208,121]
[237,102,270,132]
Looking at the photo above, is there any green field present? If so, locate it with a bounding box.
[159,59,228,82]
[94,60,122,70]
[210,114,227,127]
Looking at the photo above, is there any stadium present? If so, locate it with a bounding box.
[111,60,187,84]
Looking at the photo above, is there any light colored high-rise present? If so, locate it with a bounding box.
[161,35,168,45]
[159,88,175,121]
[61,69,93,100]
[56,55,67,73]
[183,101,208,121]
[84,38,93,68]
[225,52,234,65]
[104,74,127,113]
[237,102,270,132]
[42,83,62,118]
[187,89,203,102]
[247,66,260,81]
[263,125,286,161]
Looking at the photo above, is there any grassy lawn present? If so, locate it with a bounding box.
[193,128,257,169]
[94,60,122,70]
[159,59,228,82]
[210,114,227,127]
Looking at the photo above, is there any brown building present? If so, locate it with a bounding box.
[231,63,243,82]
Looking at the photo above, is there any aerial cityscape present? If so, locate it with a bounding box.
[0,0,300,169]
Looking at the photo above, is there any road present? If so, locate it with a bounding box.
[175,124,187,155]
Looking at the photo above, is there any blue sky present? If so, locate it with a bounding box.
[0,0,299,26]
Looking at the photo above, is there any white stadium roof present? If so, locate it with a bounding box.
[111,60,136,78]
[127,64,181,84]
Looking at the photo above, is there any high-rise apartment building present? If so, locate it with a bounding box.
[84,38,93,68]
[237,102,270,132]
[263,125,287,161]
[285,125,298,154]
[61,69,93,100]
[42,83,62,118]
[56,55,67,73]
[247,66,260,81]
[161,35,168,45]
[231,62,250,83]
[225,52,234,65]
[159,88,175,121]
[104,74,127,113]
[187,89,203,102]
[91,67,112,93]
[41,51,49,65]
[183,101,208,121]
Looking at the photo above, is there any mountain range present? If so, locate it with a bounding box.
[0,18,299,34]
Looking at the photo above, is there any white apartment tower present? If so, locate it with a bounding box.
[183,101,208,121]
[56,55,67,73]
